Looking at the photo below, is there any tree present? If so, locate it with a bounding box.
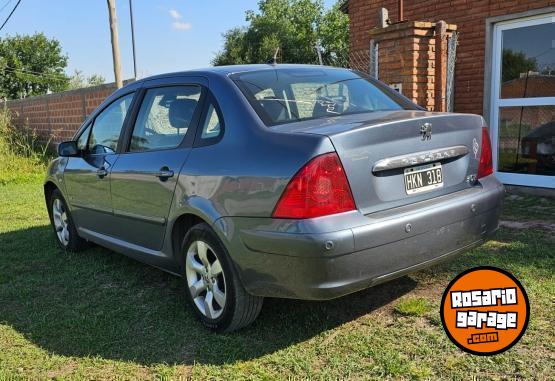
[68,70,106,90]
[502,49,537,83]
[0,33,69,99]
[212,0,348,66]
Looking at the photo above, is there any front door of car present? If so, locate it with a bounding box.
[109,84,205,251]
[63,92,135,235]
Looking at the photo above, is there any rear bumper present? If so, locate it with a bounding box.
[216,176,504,300]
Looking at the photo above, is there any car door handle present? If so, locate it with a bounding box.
[155,168,174,181]
[96,168,108,178]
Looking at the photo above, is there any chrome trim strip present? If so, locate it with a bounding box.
[72,203,166,225]
[113,209,167,225]
[70,202,112,215]
[372,145,469,172]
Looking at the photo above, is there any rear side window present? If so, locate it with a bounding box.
[232,68,409,126]
[201,103,221,139]
[89,93,134,154]
[129,86,201,152]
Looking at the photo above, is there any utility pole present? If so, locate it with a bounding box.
[107,0,123,88]
[129,0,137,79]
[316,40,323,65]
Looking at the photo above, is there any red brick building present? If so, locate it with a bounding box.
[343,1,554,189]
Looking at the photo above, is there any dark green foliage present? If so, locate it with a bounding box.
[212,0,348,66]
[502,48,537,83]
[0,33,69,99]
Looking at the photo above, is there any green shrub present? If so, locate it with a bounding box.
[0,106,52,185]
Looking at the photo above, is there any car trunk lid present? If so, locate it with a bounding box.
[274,110,484,215]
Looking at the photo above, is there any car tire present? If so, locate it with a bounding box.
[181,222,263,332]
[48,188,88,252]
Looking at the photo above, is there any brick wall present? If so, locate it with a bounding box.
[368,21,456,111]
[1,83,117,144]
[347,0,555,115]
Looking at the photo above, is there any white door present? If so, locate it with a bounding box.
[490,13,555,188]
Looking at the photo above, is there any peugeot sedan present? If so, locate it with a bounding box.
[45,65,503,332]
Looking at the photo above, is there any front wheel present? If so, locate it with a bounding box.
[48,189,87,252]
[182,223,263,332]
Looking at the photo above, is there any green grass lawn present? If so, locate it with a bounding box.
[0,175,554,380]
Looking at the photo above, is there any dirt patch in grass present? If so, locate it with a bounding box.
[503,194,555,223]
[500,219,555,233]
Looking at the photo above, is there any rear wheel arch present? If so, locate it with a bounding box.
[170,213,244,283]
[171,213,206,267]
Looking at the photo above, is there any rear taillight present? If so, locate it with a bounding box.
[477,127,493,179]
[272,152,356,219]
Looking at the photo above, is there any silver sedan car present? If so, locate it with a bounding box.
[45,65,503,331]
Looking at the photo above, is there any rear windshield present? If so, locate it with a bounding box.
[231,67,411,126]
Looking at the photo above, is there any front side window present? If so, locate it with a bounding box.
[89,93,134,154]
[76,123,91,151]
[129,86,201,152]
[232,68,409,126]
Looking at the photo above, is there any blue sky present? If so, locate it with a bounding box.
[0,0,337,81]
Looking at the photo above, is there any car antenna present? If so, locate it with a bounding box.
[266,47,279,65]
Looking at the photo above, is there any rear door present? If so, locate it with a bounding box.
[64,92,135,235]
[109,78,206,250]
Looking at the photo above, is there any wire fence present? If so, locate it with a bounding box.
[446,31,458,112]
[314,31,459,112]
[309,48,372,74]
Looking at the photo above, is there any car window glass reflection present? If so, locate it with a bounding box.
[233,69,404,126]
[89,93,134,154]
[129,86,201,152]
[201,103,221,139]
[76,124,91,152]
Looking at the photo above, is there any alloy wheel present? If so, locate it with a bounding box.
[185,240,227,319]
[52,198,69,246]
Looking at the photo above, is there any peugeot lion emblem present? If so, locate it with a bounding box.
[420,122,432,141]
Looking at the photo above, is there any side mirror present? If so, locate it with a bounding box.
[57,141,79,157]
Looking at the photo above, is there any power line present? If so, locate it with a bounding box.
[0,0,22,31]
[2,66,68,81]
[2,69,66,82]
[3,65,67,78]
[2,66,66,78]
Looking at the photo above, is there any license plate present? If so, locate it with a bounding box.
[404,163,443,194]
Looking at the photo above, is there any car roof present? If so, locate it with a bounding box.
[133,64,349,84]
